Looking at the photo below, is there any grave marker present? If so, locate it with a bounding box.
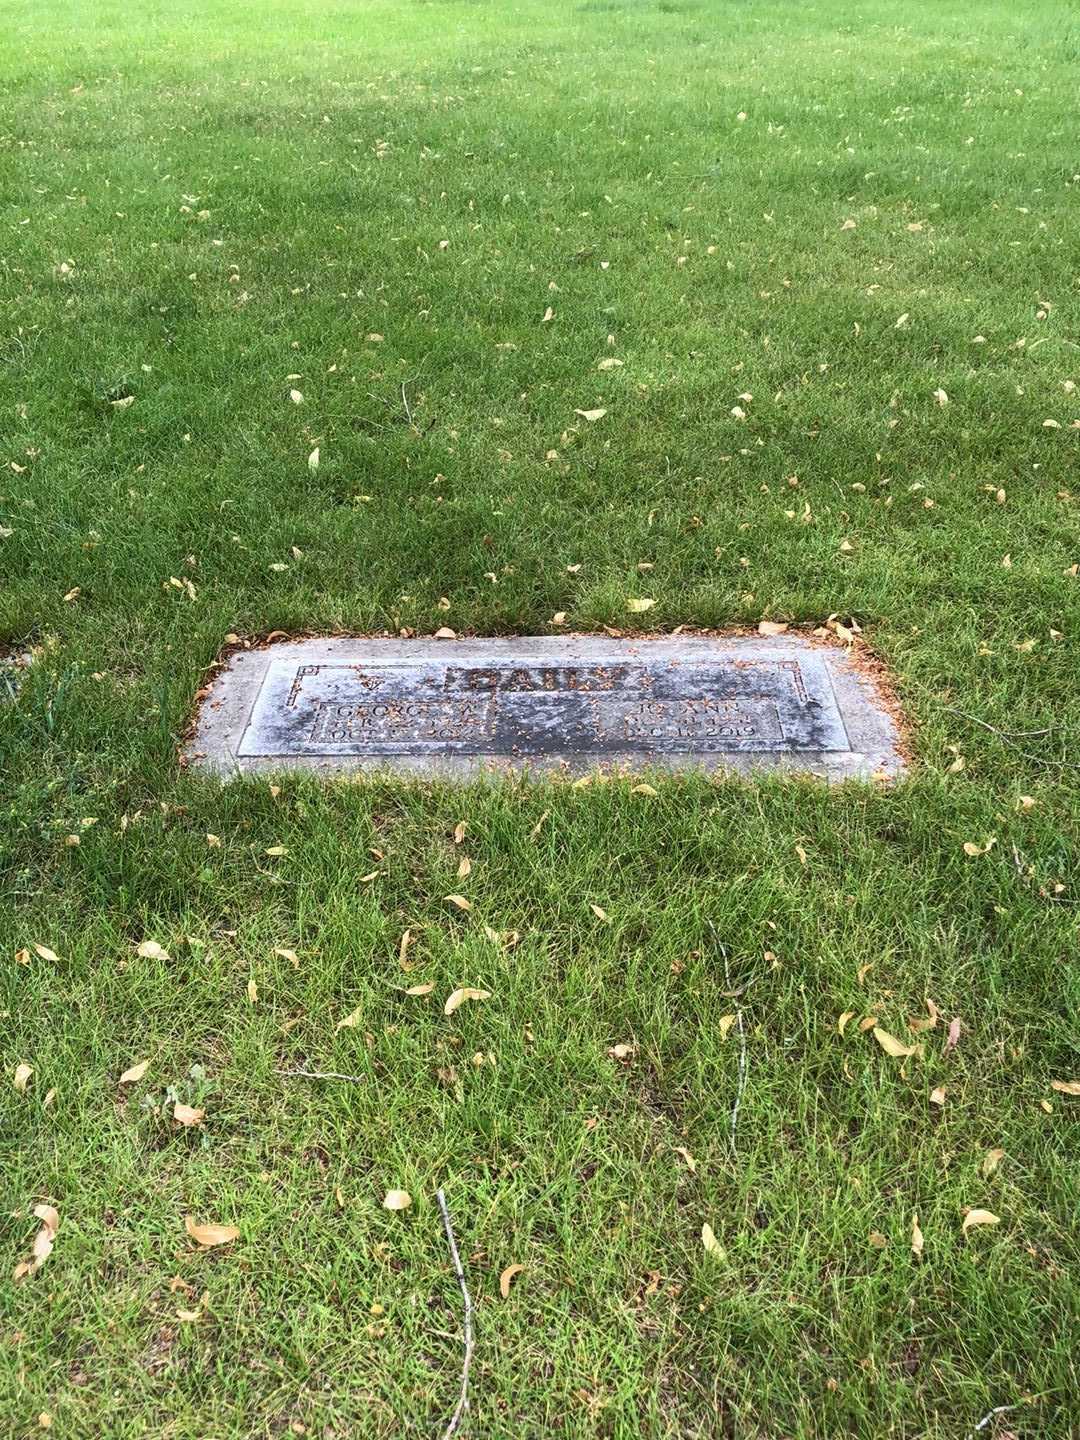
[188,634,905,780]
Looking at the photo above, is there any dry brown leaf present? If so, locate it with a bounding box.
[13,1204,60,1280]
[911,1214,924,1257]
[184,1215,239,1247]
[382,1189,412,1211]
[444,987,491,1016]
[173,1102,206,1127]
[453,822,467,844]
[929,1085,946,1107]
[13,1063,33,1094]
[868,1231,888,1249]
[838,1011,856,1036]
[858,1016,879,1032]
[404,982,435,996]
[119,1059,150,1085]
[398,928,415,968]
[457,855,472,879]
[137,940,169,961]
[701,1223,725,1259]
[434,626,457,640]
[982,1147,1005,1178]
[336,1005,362,1030]
[1050,1079,1080,1096]
[962,838,996,857]
[758,621,789,636]
[673,1145,697,1173]
[607,1042,634,1060]
[499,1263,525,1298]
[444,894,472,912]
[873,1027,916,1059]
[274,947,299,967]
[961,1208,1000,1233]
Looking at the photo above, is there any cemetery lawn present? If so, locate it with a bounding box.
[3,0,1080,1434]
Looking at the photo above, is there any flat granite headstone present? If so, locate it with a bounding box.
[188,635,905,780]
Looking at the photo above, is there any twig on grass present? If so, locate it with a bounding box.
[401,382,413,427]
[941,706,1080,771]
[731,1005,748,1150]
[710,924,750,1152]
[273,1067,367,1082]
[964,1402,1021,1439]
[436,1188,474,1440]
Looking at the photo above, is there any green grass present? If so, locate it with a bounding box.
[2,0,1080,1434]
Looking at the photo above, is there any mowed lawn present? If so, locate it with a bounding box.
[2,0,1079,1434]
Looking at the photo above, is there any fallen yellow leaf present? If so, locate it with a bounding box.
[589,903,610,922]
[1050,1079,1080,1096]
[119,1059,150,1085]
[961,1208,1000,1233]
[13,1063,33,1094]
[444,894,472,912]
[574,407,607,422]
[701,1222,725,1259]
[982,1147,1005,1178]
[911,1214,924,1257]
[873,1027,916,1059]
[499,1263,525,1298]
[838,1011,856,1036]
[626,597,655,614]
[336,1006,362,1030]
[137,940,169,960]
[382,1189,412,1211]
[13,1204,59,1281]
[184,1216,239,1247]
[173,1102,205,1126]
[404,982,435,996]
[718,1014,737,1040]
[444,987,491,1016]
[33,944,60,963]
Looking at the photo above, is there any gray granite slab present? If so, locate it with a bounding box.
[187,635,905,781]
